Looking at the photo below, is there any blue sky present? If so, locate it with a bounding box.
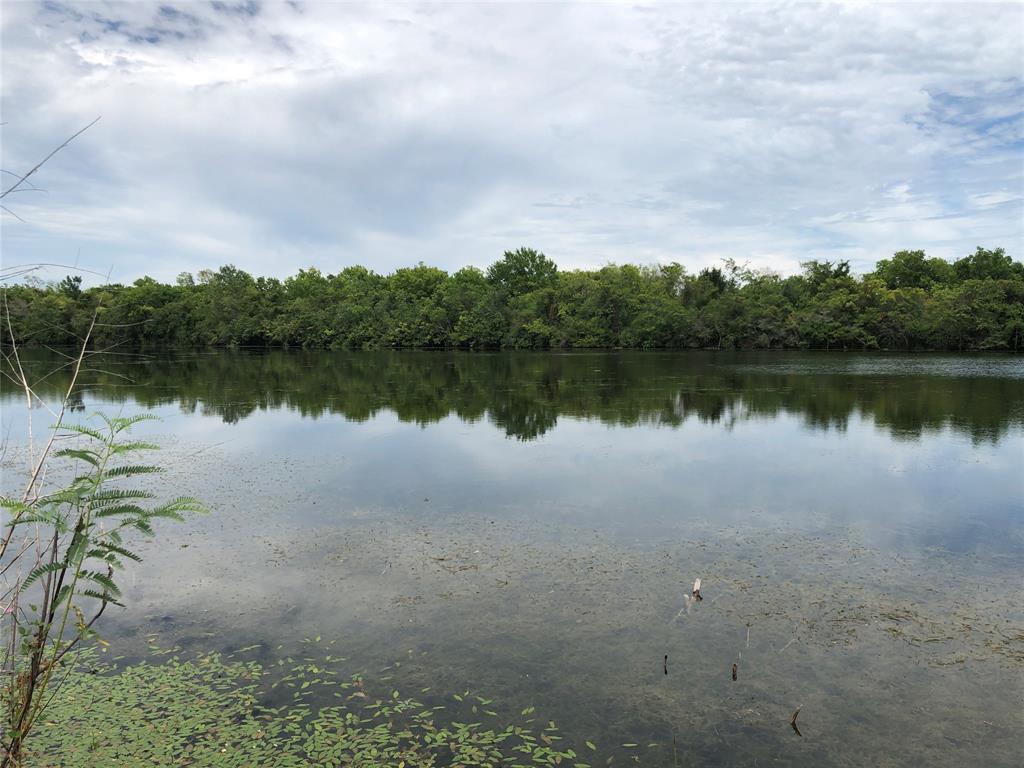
[1,1,1022,285]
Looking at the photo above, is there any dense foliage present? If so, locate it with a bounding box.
[4,247,1023,351]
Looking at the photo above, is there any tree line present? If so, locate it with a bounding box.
[4,246,1023,351]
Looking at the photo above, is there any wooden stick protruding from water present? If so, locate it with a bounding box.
[790,705,803,737]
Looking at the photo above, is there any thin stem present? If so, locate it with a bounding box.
[0,118,100,201]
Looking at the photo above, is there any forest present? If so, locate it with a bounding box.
[3,246,1023,351]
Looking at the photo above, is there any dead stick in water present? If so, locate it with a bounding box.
[746,624,750,648]
[790,705,803,737]
[731,663,737,681]
[664,654,668,675]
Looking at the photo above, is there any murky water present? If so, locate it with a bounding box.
[3,350,1023,766]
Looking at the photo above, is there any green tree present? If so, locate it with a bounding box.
[873,250,953,289]
[486,247,558,297]
[953,246,1022,282]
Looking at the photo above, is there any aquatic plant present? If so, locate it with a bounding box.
[26,648,592,768]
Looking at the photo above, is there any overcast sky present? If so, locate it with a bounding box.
[1,1,1022,285]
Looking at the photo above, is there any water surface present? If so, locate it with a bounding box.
[3,350,1022,766]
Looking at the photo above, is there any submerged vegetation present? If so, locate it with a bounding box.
[4,246,1023,351]
[26,519,1023,768]
[28,645,590,768]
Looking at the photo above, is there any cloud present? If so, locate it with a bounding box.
[1,1,1021,284]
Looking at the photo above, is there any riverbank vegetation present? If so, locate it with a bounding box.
[4,247,1022,351]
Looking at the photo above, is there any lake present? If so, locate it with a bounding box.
[3,350,1023,766]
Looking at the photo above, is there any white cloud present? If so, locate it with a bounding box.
[1,1,1021,285]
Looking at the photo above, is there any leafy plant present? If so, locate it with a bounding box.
[0,120,201,766]
[0,414,203,765]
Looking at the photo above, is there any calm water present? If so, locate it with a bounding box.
[3,350,1023,766]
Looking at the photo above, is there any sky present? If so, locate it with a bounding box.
[1,1,1022,286]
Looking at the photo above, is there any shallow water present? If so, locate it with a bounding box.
[3,350,1023,766]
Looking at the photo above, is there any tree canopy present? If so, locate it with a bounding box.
[3,246,1022,351]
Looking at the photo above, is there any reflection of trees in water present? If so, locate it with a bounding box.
[65,388,86,413]
[7,350,1022,443]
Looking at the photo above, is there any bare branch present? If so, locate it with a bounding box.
[0,118,101,201]
[0,207,25,223]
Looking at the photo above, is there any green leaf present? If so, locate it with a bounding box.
[95,504,148,519]
[53,448,101,466]
[89,489,156,507]
[93,541,142,562]
[110,441,161,454]
[22,561,66,590]
[52,584,72,608]
[80,589,124,607]
[105,465,162,478]
[83,570,122,599]
[61,423,107,442]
